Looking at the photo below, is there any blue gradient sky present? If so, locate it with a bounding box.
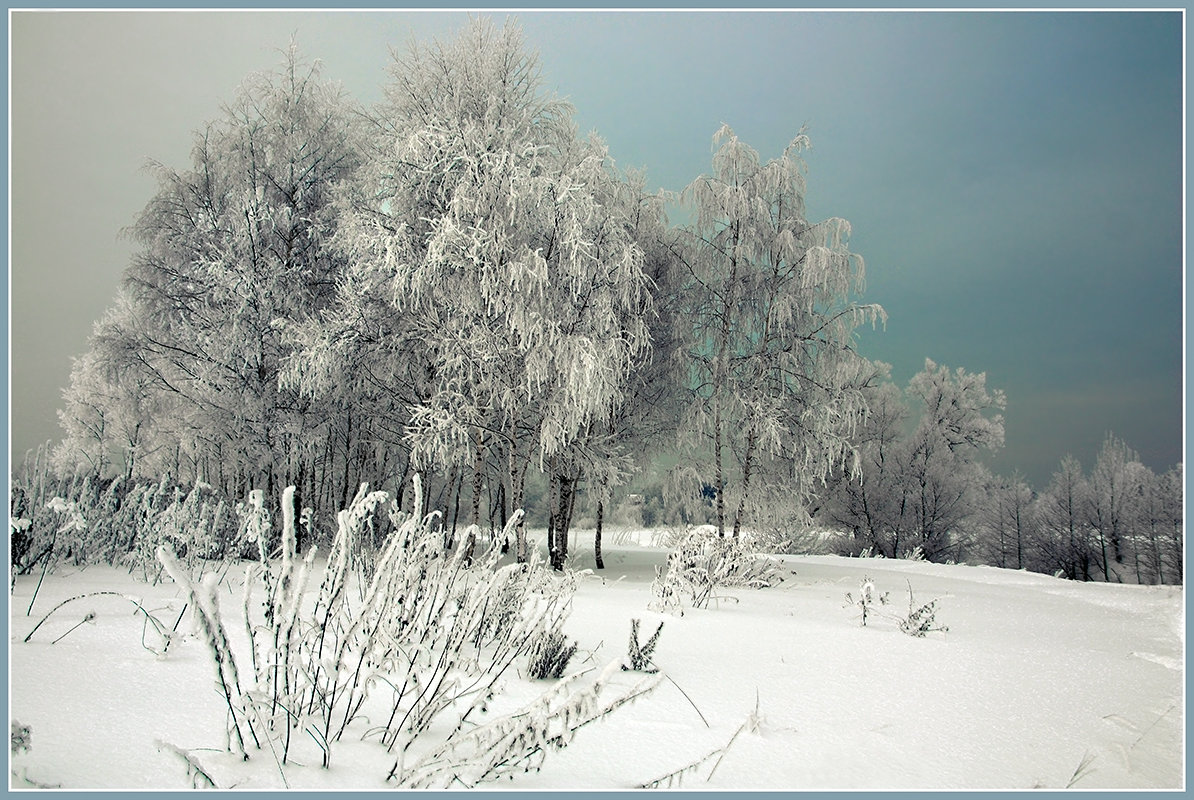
[9,10,1184,486]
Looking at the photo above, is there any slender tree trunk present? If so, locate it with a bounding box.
[449,468,463,550]
[462,428,483,560]
[1014,506,1023,570]
[1150,518,1165,584]
[714,404,725,537]
[509,431,528,563]
[550,470,578,571]
[732,429,757,538]
[559,476,577,570]
[339,408,353,511]
[594,498,605,570]
[470,428,484,528]
[1099,527,1110,581]
[546,470,559,568]
[496,480,509,554]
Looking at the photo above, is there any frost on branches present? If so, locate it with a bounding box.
[672,123,884,539]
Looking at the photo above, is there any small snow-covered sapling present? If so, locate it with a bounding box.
[844,576,889,627]
[623,618,663,673]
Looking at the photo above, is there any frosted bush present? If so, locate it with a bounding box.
[623,618,664,673]
[526,629,579,680]
[844,577,948,636]
[10,721,30,756]
[898,581,949,638]
[160,478,655,787]
[236,489,272,559]
[649,526,783,613]
[115,481,236,581]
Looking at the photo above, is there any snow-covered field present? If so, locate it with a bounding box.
[8,529,1185,791]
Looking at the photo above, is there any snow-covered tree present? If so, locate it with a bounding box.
[60,44,361,517]
[976,472,1035,570]
[818,367,910,557]
[1033,455,1095,580]
[289,19,653,564]
[899,359,1005,561]
[1086,433,1140,580]
[1155,464,1183,582]
[673,125,883,537]
[820,359,1004,562]
[54,293,182,481]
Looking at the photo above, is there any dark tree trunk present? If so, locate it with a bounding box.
[594,498,605,570]
[714,405,725,536]
[550,472,578,571]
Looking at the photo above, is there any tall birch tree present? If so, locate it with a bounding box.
[674,125,883,536]
[57,45,361,517]
[294,19,652,563]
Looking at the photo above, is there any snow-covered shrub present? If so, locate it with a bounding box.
[649,526,783,612]
[741,493,833,555]
[158,546,257,757]
[898,581,949,638]
[844,576,889,627]
[9,516,32,588]
[648,564,686,616]
[161,477,653,787]
[9,444,61,579]
[117,481,236,581]
[10,720,30,756]
[843,577,947,636]
[8,719,53,788]
[526,629,579,680]
[46,494,90,566]
[236,489,272,561]
[623,618,663,673]
[122,479,177,579]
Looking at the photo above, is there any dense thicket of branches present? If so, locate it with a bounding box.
[39,20,1180,583]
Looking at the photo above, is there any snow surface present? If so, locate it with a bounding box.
[8,529,1185,791]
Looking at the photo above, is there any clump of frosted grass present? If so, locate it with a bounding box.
[158,476,656,787]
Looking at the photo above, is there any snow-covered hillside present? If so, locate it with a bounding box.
[9,531,1184,790]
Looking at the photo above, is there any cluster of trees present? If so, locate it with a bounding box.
[979,437,1182,584]
[45,20,1181,583]
[50,20,881,569]
[816,366,1182,584]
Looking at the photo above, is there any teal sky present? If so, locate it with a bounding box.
[9,10,1184,487]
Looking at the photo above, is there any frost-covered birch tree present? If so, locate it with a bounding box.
[818,359,1005,561]
[899,359,1006,561]
[976,472,1035,570]
[57,45,362,516]
[1086,433,1140,580]
[288,19,652,564]
[673,125,883,536]
[53,298,170,481]
[819,369,911,557]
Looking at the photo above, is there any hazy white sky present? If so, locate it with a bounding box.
[8,9,1184,486]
